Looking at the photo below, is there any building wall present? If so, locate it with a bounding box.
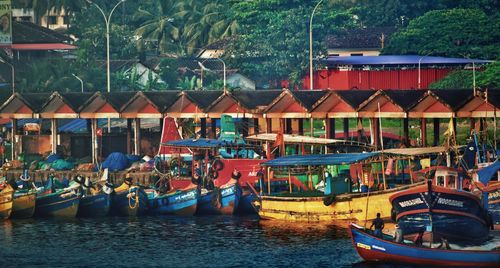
[327,49,381,57]
[13,8,67,30]
[304,68,452,90]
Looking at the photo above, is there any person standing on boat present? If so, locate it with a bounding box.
[370,213,385,238]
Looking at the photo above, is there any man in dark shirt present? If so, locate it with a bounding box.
[370,213,385,238]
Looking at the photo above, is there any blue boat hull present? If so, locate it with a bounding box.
[35,192,80,218]
[148,188,198,216]
[111,188,148,216]
[78,193,111,217]
[349,224,499,267]
[488,187,500,225]
[236,190,257,214]
[390,185,490,243]
[197,184,241,215]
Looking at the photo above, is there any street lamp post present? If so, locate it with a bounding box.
[87,0,127,93]
[0,58,15,93]
[72,73,84,93]
[197,58,226,92]
[309,0,324,90]
[418,52,432,89]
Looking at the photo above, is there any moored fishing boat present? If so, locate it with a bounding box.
[148,185,198,216]
[197,182,241,215]
[12,189,36,218]
[35,176,81,218]
[0,179,14,220]
[78,174,113,217]
[390,167,492,244]
[473,160,500,225]
[349,223,499,267]
[254,153,422,222]
[110,176,148,216]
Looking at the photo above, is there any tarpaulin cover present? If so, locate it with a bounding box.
[477,160,500,185]
[262,152,379,167]
[165,139,238,149]
[46,154,62,163]
[321,55,492,66]
[102,152,130,171]
[51,159,74,171]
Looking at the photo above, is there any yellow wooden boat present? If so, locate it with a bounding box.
[0,184,14,220]
[254,182,423,222]
[12,190,37,218]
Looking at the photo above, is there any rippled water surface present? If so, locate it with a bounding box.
[0,216,365,267]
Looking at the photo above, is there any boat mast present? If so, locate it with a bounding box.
[378,103,387,190]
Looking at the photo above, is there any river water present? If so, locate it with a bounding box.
[0,216,383,267]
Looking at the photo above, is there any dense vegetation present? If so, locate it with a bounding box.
[7,0,500,92]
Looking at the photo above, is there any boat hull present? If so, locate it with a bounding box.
[349,224,499,267]
[197,184,241,215]
[255,183,421,222]
[236,190,257,214]
[12,191,36,218]
[487,185,500,225]
[35,191,80,218]
[0,185,14,220]
[148,188,198,216]
[111,187,148,216]
[78,193,111,217]
[390,185,490,243]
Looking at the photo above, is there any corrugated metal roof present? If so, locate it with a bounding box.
[322,55,492,66]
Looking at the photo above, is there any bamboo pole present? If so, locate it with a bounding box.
[288,167,292,193]
[378,103,387,190]
[408,158,414,184]
[267,167,271,195]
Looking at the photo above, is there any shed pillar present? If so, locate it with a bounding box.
[126,119,132,154]
[134,118,141,155]
[343,118,349,140]
[310,118,314,136]
[420,118,427,147]
[266,118,272,133]
[253,118,259,135]
[298,118,304,135]
[285,118,292,134]
[433,118,440,146]
[242,118,249,137]
[470,118,476,133]
[326,118,335,139]
[200,118,207,138]
[51,118,58,154]
[403,118,409,147]
[279,118,286,134]
[371,118,380,148]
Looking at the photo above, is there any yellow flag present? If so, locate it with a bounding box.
[420,158,431,169]
[443,118,454,136]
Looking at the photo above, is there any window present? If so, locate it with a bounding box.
[350,53,363,56]
[329,53,340,56]
[48,16,58,25]
[63,15,70,25]
[436,176,444,186]
[15,16,32,22]
[446,175,456,189]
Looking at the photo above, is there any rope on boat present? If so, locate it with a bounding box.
[128,186,139,210]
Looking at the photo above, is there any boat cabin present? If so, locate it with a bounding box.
[433,167,462,190]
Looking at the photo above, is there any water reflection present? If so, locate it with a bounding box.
[259,220,351,242]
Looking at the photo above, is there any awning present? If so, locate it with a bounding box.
[246,133,370,147]
[10,43,77,50]
[383,146,464,157]
[164,139,238,149]
[262,152,379,167]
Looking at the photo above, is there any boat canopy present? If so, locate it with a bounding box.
[477,160,500,185]
[383,146,464,157]
[261,152,379,167]
[163,139,234,149]
[246,133,371,147]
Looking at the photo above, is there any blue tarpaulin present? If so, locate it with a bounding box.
[322,55,492,66]
[102,152,130,171]
[262,152,379,167]
[477,160,500,185]
[165,139,240,149]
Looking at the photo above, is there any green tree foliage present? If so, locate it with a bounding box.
[225,0,356,88]
[158,58,179,89]
[383,9,500,60]
[430,62,500,89]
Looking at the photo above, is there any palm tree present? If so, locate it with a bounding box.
[133,0,185,54]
